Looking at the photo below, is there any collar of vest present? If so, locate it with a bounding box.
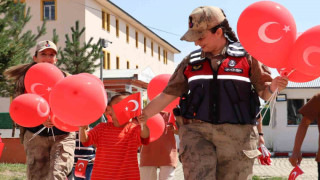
[188,42,247,65]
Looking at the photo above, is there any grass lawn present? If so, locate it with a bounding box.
[253,176,287,180]
[0,163,26,180]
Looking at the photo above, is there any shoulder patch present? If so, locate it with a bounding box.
[189,48,205,64]
[227,42,247,57]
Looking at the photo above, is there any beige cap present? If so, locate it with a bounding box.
[180,6,225,42]
[35,40,57,53]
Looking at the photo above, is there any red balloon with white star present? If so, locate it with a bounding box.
[24,63,64,103]
[237,1,297,68]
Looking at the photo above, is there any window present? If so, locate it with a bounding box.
[41,0,56,21]
[103,50,110,69]
[144,37,146,53]
[106,13,110,31]
[163,50,167,64]
[158,46,161,61]
[127,61,130,69]
[116,19,119,37]
[135,31,138,48]
[151,42,154,57]
[102,11,106,29]
[126,25,129,43]
[287,99,304,125]
[116,56,120,69]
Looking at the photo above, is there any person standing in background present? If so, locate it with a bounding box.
[140,111,178,180]
[4,40,76,180]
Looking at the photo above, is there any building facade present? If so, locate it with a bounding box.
[0,0,180,131]
[263,79,320,153]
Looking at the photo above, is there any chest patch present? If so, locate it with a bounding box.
[191,64,203,71]
[228,59,236,67]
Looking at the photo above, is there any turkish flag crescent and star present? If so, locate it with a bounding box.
[112,92,141,125]
[0,136,4,159]
[288,165,304,180]
[75,158,89,178]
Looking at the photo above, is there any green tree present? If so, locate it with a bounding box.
[0,0,46,97]
[57,21,103,74]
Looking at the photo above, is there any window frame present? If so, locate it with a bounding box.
[116,56,120,69]
[116,19,119,37]
[41,0,57,21]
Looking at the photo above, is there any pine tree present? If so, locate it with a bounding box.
[0,0,46,97]
[57,21,103,74]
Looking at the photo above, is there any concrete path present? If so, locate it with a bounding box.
[173,157,317,180]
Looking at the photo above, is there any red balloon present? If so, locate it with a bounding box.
[49,74,107,126]
[291,25,320,76]
[78,73,104,87]
[146,114,165,142]
[24,63,64,102]
[237,1,296,68]
[9,94,49,127]
[277,68,318,83]
[77,73,108,106]
[147,74,179,112]
[51,113,79,132]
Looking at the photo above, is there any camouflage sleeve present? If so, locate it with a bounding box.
[247,55,273,94]
[163,56,189,97]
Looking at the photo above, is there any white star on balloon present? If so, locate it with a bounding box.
[283,25,290,33]
[125,107,128,111]
[47,87,52,92]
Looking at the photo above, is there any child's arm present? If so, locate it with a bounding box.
[289,117,311,166]
[137,114,150,139]
[79,125,89,143]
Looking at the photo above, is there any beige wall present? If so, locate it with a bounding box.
[86,0,176,75]
[24,0,176,76]
[0,97,10,112]
[25,0,86,52]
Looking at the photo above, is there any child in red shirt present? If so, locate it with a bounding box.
[80,92,150,180]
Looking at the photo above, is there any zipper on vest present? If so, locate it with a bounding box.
[208,59,220,124]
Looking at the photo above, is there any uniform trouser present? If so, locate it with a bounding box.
[178,122,261,180]
[140,166,175,180]
[23,130,76,180]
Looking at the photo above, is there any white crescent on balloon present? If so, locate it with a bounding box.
[128,100,139,111]
[258,22,282,43]
[30,83,46,95]
[36,99,50,117]
[303,46,320,67]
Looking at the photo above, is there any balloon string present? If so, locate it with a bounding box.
[261,88,278,123]
[51,127,55,141]
[269,89,278,127]
[286,69,296,77]
[256,87,278,118]
[29,126,46,142]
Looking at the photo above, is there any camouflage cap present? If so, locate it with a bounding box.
[35,40,57,53]
[180,6,226,42]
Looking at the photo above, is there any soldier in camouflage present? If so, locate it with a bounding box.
[139,6,288,180]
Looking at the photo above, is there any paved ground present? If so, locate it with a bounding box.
[173,157,318,180]
[2,130,318,179]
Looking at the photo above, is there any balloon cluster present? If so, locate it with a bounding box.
[237,1,320,82]
[9,63,107,131]
[146,74,179,142]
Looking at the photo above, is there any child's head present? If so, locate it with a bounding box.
[105,92,132,125]
[33,40,58,64]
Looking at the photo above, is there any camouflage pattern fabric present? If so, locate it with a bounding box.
[178,122,261,180]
